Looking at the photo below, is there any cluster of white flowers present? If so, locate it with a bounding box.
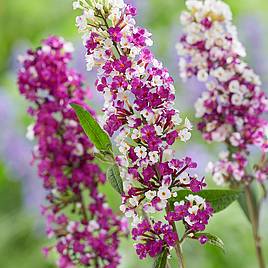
[177,0,268,185]
[74,0,153,72]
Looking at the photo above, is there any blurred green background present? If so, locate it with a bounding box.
[0,0,267,267]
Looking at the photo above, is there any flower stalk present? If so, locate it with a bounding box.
[245,185,266,268]
[166,205,186,268]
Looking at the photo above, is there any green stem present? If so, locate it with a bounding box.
[245,185,266,268]
[166,206,186,268]
[166,260,171,268]
[173,223,186,268]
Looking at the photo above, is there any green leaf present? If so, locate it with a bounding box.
[170,189,241,213]
[71,103,112,152]
[106,164,124,195]
[94,152,115,164]
[238,182,259,224]
[194,233,224,253]
[237,191,251,222]
[153,248,168,268]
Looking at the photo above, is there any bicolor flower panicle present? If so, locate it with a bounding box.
[177,0,268,185]
[74,0,213,259]
[18,36,127,268]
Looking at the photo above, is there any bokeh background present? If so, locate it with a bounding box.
[0,0,268,267]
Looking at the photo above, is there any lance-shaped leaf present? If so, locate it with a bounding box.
[170,189,241,213]
[153,248,168,268]
[194,233,224,253]
[71,103,112,152]
[237,182,259,224]
[106,164,124,195]
[95,151,115,164]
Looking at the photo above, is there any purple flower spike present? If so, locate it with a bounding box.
[18,36,127,268]
[74,0,213,261]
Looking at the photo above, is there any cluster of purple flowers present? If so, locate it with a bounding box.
[166,195,213,232]
[132,220,178,259]
[18,36,127,268]
[132,193,212,259]
[74,0,213,259]
[177,0,268,185]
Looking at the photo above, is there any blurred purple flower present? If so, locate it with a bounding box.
[176,144,213,175]
[0,89,45,214]
[238,15,268,89]
[71,41,104,109]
